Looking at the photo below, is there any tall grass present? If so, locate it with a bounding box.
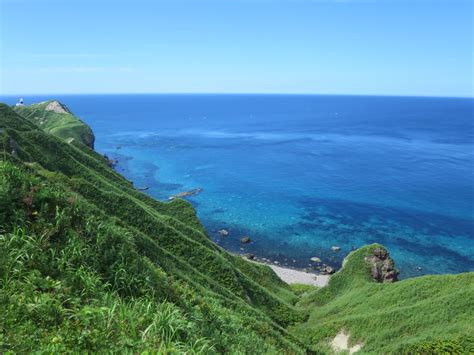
[291,245,474,353]
[0,158,302,353]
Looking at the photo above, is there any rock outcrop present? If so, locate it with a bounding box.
[168,188,203,200]
[218,229,230,237]
[365,247,398,283]
[240,236,251,243]
[320,265,335,274]
[45,100,71,114]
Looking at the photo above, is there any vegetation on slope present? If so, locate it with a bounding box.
[0,103,303,353]
[1,101,473,354]
[291,244,474,354]
[13,100,95,148]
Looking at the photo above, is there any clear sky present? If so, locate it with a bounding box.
[0,0,472,97]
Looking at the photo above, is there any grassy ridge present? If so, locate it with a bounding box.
[291,245,474,353]
[3,104,298,318]
[13,100,95,148]
[0,103,303,353]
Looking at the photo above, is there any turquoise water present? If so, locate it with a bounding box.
[3,94,473,278]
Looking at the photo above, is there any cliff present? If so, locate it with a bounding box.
[13,100,95,148]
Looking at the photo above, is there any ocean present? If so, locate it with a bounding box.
[3,94,473,278]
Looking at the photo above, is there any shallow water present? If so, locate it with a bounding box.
[3,94,473,278]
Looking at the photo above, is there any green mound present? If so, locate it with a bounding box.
[13,100,95,148]
[291,244,474,353]
[1,101,473,354]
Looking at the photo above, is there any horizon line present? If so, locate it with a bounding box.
[1,92,473,100]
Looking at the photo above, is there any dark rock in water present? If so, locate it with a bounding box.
[168,188,203,200]
[240,236,251,244]
[321,265,335,274]
[104,154,118,168]
[137,187,149,191]
[365,247,399,283]
[218,229,230,237]
[244,253,255,260]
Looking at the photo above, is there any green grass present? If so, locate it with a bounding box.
[1,103,304,353]
[13,100,95,148]
[1,101,473,354]
[290,245,474,354]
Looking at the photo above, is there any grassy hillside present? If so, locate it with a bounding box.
[1,101,473,354]
[0,103,303,353]
[291,244,474,354]
[13,100,95,148]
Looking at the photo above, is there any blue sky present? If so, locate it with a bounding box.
[0,0,472,96]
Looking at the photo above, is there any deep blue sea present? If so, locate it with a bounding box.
[3,94,474,278]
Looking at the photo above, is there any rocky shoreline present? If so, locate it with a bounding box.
[238,251,337,276]
[238,252,330,287]
[216,228,341,276]
[240,245,399,287]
